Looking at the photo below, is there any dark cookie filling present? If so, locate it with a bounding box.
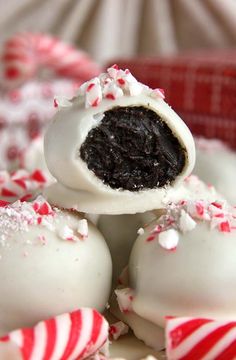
[80,106,186,191]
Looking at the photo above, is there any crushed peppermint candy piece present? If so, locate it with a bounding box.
[187,200,210,221]
[75,65,165,108]
[85,78,102,108]
[115,288,134,313]
[103,81,123,100]
[109,321,129,340]
[158,229,179,250]
[0,196,56,247]
[151,88,165,99]
[147,199,236,250]
[77,219,88,239]
[57,225,75,241]
[179,210,196,233]
[0,196,91,249]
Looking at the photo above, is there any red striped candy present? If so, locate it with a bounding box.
[2,33,101,85]
[166,316,236,359]
[0,308,108,360]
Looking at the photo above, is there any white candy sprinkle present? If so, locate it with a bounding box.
[85,79,102,108]
[110,321,129,340]
[77,219,88,239]
[158,229,179,250]
[103,81,123,99]
[137,227,145,235]
[57,225,74,241]
[179,210,196,233]
[115,288,134,313]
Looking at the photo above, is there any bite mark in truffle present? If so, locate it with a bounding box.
[80,106,186,191]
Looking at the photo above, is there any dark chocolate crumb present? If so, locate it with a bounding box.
[80,106,186,191]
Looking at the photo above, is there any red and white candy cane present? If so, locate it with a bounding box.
[0,169,49,202]
[2,33,101,85]
[166,316,236,359]
[0,308,108,360]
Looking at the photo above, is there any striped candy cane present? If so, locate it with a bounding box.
[0,169,50,202]
[0,308,108,360]
[166,316,236,359]
[2,33,101,85]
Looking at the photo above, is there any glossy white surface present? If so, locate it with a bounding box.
[0,210,112,335]
[44,93,195,214]
[129,221,236,333]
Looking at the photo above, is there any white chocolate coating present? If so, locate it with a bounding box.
[194,137,236,205]
[110,297,164,351]
[114,200,236,348]
[98,175,223,284]
[129,221,236,326]
[44,68,195,215]
[0,197,112,335]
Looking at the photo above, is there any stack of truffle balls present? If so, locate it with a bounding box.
[1,65,236,360]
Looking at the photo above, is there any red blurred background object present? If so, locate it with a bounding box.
[108,50,236,149]
[0,33,101,170]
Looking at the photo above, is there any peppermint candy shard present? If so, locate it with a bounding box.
[77,64,165,108]
[0,308,109,360]
[166,316,236,360]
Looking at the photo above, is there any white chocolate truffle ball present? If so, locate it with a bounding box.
[0,196,112,335]
[99,175,223,285]
[115,199,236,349]
[194,137,236,204]
[44,66,195,215]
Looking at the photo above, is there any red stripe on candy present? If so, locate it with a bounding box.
[20,328,35,360]
[170,318,212,349]
[78,309,103,359]
[42,318,57,360]
[0,200,10,207]
[13,179,27,189]
[1,188,17,197]
[4,67,21,79]
[60,310,82,360]
[86,83,95,92]
[90,309,103,344]
[105,93,116,100]
[180,323,236,360]
[31,170,46,183]
[20,194,33,202]
[215,338,236,360]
